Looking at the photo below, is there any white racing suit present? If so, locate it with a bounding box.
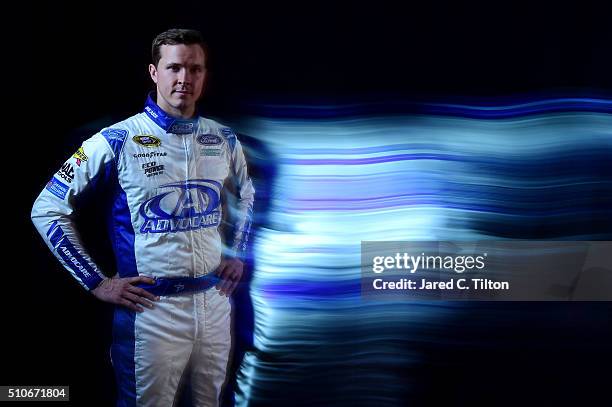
[31,94,255,406]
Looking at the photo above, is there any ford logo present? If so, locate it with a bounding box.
[197,134,222,145]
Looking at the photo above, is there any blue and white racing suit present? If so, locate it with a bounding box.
[31,95,255,407]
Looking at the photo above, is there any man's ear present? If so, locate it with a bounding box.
[148,64,158,84]
[197,70,209,102]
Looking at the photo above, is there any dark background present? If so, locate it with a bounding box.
[24,0,612,117]
[6,0,612,405]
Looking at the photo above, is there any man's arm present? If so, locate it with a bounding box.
[31,131,157,311]
[229,135,256,258]
[216,133,256,296]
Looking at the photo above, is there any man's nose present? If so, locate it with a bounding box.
[178,68,191,84]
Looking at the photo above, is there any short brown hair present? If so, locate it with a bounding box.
[151,28,207,67]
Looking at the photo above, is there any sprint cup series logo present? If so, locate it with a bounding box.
[139,179,222,234]
[133,135,162,147]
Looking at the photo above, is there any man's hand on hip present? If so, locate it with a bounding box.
[215,258,244,297]
[92,276,159,312]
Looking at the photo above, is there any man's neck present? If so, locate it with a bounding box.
[156,94,195,119]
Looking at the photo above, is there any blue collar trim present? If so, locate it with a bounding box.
[143,93,199,134]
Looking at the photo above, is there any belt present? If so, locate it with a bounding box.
[136,274,221,297]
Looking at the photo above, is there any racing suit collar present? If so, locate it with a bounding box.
[143,92,199,135]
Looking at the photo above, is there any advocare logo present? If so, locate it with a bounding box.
[139,179,222,234]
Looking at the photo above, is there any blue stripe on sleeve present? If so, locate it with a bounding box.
[56,236,103,290]
[49,226,65,248]
[46,220,58,237]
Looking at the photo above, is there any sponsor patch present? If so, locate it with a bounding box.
[102,128,128,141]
[201,148,222,157]
[57,162,75,183]
[133,135,162,147]
[46,177,69,200]
[142,161,165,177]
[220,127,235,137]
[72,147,88,166]
[56,236,102,289]
[169,122,195,134]
[197,134,222,145]
[133,151,167,159]
[139,179,221,234]
[57,238,93,278]
[144,105,158,118]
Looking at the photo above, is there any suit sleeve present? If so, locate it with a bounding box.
[31,133,117,290]
[228,135,256,259]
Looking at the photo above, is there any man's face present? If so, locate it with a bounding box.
[149,44,206,117]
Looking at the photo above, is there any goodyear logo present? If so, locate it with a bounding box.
[72,147,88,166]
[133,135,162,148]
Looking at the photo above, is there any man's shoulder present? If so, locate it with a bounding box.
[91,113,149,156]
[98,113,147,141]
[198,117,237,138]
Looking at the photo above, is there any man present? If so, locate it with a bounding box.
[31,28,255,406]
